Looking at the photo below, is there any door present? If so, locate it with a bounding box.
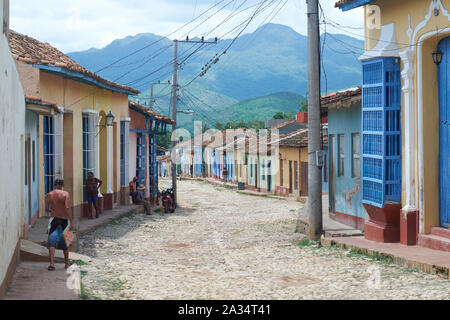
[289,161,293,194]
[268,161,272,192]
[300,162,308,197]
[438,38,450,227]
[329,135,336,213]
[26,135,32,224]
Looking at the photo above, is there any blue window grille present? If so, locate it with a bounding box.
[44,116,55,195]
[136,133,146,186]
[82,113,96,201]
[149,133,158,198]
[120,122,126,186]
[362,57,402,207]
[120,121,130,187]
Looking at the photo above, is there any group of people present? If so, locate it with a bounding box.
[44,172,153,271]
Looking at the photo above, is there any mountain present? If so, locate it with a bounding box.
[223,92,304,123]
[68,23,364,103]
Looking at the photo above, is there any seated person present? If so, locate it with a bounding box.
[135,184,152,216]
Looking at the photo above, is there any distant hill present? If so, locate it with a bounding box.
[223,92,305,123]
[68,23,364,103]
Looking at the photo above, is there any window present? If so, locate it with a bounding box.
[136,133,146,185]
[338,134,345,177]
[120,121,130,187]
[280,159,284,186]
[362,57,401,207]
[262,160,266,181]
[294,161,299,190]
[352,133,361,178]
[82,113,96,199]
[32,141,36,182]
[44,116,62,194]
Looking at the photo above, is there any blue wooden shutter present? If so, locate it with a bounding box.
[136,133,146,185]
[362,57,401,207]
[149,131,158,198]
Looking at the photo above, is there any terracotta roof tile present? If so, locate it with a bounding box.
[129,101,175,125]
[9,30,139,95]
[321,87,361,106]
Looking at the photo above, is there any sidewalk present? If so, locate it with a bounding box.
[3,203,150,300]
[321,236,450,278]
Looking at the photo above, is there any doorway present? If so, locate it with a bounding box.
[438,37,450,227]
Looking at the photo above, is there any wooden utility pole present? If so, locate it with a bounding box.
[170,37,217,206]
[171,39,179,206]
[306,0,323,240]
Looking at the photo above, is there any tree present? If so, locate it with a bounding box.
[214,122,224,130]
[273,112,287,120]
[299,99,308,113]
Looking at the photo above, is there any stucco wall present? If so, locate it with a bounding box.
[24,110,40,225]
[364,0,450,232]
[328,103,366,220]
[0,8,26,292]
[37,72,130,208]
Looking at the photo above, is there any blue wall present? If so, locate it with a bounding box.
[25,110,40,224]
[328,102,366,221]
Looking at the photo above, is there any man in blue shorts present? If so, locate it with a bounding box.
[85,172,102,219]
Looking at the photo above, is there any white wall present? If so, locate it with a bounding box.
[0,0,26,290]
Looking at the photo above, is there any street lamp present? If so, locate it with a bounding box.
[105,111,115,127]
[432,48,443,65]
[96,111,115,137]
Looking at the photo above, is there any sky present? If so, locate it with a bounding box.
[10,0,364,53]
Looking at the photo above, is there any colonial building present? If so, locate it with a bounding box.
[325,88,365,230]
[0,0,27,297]
[9,30,140,225]
[336,0,450,250]
[129,101,174,203]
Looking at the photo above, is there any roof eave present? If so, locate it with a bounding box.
[336,0,377,11]
[34,64,139,96]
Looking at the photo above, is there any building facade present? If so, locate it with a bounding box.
[326,88,366,230]
[9,30,140,226]
[337,0,450,250]
[0,0,26,297]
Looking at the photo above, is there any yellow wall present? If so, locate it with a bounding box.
[38,71,130,208]
[364,0,450,232]
[276,147,304,197]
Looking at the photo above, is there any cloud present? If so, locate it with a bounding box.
[9,0,365,53]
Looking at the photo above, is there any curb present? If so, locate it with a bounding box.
[321,237,450,279]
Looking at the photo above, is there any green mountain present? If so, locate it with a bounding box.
[223,92,304,123]
[68,23,364,103]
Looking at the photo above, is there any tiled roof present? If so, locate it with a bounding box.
[9,30,139,95]
[157,154,172,162]
[335,0,354,7]
[335,0,377,10]
[129,101,176,125]
[321,87,361,106]
[25,96,58,107]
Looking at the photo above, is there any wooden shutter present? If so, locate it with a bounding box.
[362,57,401,207]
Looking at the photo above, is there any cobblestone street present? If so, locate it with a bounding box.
[78,179,450,300]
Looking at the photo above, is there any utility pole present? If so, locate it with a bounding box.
[171,39,179,207]
[306,0,323,240]
[150,80,171,109]
[170,36,218,207]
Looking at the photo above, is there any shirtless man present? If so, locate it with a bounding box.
[85,172,102,219]
[46,179,73,271]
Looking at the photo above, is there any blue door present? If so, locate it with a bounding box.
[438,37,450,227]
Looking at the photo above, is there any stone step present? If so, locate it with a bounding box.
[20,239,92,264]
[418,234,450,252]
[431,227,450,240]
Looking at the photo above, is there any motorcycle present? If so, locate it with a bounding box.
[160,188,176,213]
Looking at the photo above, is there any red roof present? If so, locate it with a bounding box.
[9,30,139,95]
[321,87,362,105]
